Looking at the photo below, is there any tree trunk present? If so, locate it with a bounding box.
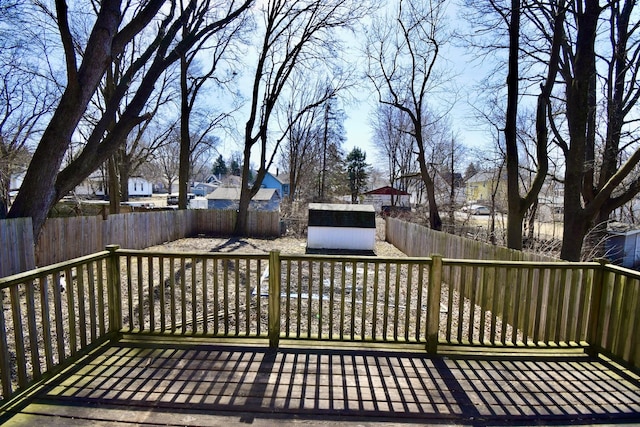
[178,53,190,210]
[505,0,522,250]
[108,156,121,214]
[234,149,253,236]
[560,0,600,261]
[7,1,123,238]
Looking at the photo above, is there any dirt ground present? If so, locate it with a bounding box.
[145,218,406,258]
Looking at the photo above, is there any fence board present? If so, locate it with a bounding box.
[0,218,36,277]
[386,217,556,263]
[0,210,279,273]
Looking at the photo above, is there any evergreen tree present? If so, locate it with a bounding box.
[346,147,369,203]
[229,156,241,176]
[212,155,228,177]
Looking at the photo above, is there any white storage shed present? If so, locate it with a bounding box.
[306,203,376,255]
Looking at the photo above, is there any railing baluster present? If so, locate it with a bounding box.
[329,261,335,340]
[446,264,454,342]
[39,276,53,371]
[361,261,369,340]
[137,257,144,331]
[489,266,499,345]
[372,262,379,340]
[202,258,208,334]
[393,261,400,341]
[87,263,97,342]
[65,267,77,354]
[97,259,106,336]
[467,266,478,344]
[169,257,177,333]
[415,263,425,342]
[77,265,87,348]
[25,280,41,381]
[383,262,390,341]
[307,261,313,338]
[404,263,413,342]
[53,271,65,363]
[192,256,198,334]
[213,258,219,335]
[179,257,186,334]
[126,257,134,331]
[159,256,166,332]
[318,262,324,339]
[149,257,155,332]
[0,290,12,397]
[351,261,357,341]
[234,257,240,336]
[9,283,26,387]
[284,259,291,337]
[296,260,302,338]
[244,259,250,336]
[511,268,522,345]
[222,257,229,336]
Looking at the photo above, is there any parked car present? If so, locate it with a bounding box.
[462,204,490,215]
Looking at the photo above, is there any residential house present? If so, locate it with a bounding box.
[129,177,152,197]
[362,186,411,212]
[261,171,290,198]
[400,169,466,208]
[191,182,217,197]
[206,187,281,212]
[465,170,507,208]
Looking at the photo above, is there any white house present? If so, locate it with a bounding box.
[128,177,152,197]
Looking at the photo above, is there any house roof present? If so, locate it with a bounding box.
[206,187,279,201]
[364,186,410,196]
[467,170,506,183]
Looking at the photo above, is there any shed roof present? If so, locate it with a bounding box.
[308,203,376,228]
[364,186,410,196]
[308,203,375,212]
[206,187,279,201]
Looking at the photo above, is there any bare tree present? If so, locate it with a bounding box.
[541,0,640,260]
[178,3,249,209]
[366,0,451,231]
[234,0,372,235]
[371,103,415,202]
[0,2,56,217]
[8,0,253,238]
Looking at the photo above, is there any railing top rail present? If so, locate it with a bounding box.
[441,258,602,269]
[114,248,270,261]
[0,250,111,289]
[601,262,640,279]
[280,253,431,264]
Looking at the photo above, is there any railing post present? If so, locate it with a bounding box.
[268,250,281,349]
[586,259,607,357]
[426,254,443,354]
[106,245,122,334]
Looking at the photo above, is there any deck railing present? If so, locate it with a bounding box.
[0,246,638,404]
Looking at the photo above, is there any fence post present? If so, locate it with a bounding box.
[106,245,122,334]
[268,250,281,349]
[586,259,607,357]
[426,254,443,354]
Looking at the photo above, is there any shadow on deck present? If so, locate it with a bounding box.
[1,337,639,426]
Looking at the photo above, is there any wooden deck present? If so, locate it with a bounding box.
[1,337,639,426]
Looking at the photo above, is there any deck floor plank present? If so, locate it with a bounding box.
[2,340,640,426]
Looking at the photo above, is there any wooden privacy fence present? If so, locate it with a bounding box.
[0,218,36,278]
[386,217,557,262]
[0,210,281,276]
[0,247,638,403]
